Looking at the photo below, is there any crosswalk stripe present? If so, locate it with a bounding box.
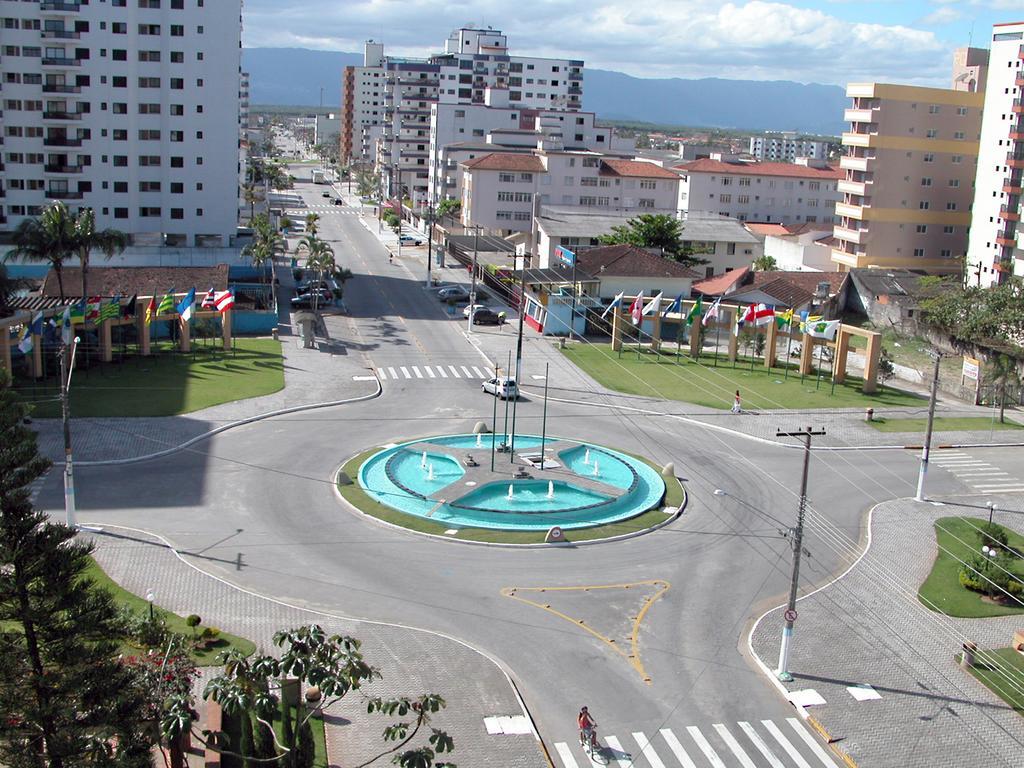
[436,366,448,378]
[387,367,398,380]
[412,366,423,378]
[739,722,785,768]
[425,366,436,378]
[713,724,757,768]
[448,365,461,378]
[659,728,697,768]
[553,742,579,768]
[602,735,633,768]
[460,365,473,377]
[400,366,411,379]
[786,718,839,767]
[376,368,387,380]
[762,720,813,768]
[471,365,485,378]
[957,470,1008,475]
[686,726,726,768]
[973,485,1024,492]
[632,732,666,768]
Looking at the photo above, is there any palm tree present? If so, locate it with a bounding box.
[304,213,320,237]
[242,182,265,221]
[5,202,77,302]
[0,264,24,319]
[242,214,285,311]
[989,353,1021,424]
[296,235,335,312]
[73,208,127,299]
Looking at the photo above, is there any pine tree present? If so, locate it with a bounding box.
[0,377,155,768]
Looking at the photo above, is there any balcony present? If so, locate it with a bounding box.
[40,1,81,11]
[43,136,82,147]
[837,178,868,196]
[835,201,867,220]
[1011,129,1024,142]
[840,154,871,172]
[42,57,81,67]
[44,163,84,174]
[996,230,1017,247]
[1008,151,1024,169]
[568,86,582,95]
[831,246,866,269]
[1014,98,1024,115]
[1017,72,1024,87]
[42,83,81,94]
[843,108,876,123]
[833,225,869,244]
[42,29,80,39]
[45,189,84,200]
[841,131,874,148]
[42,110,82,120]
[1001,205,1021,222]
[1004,177,1024,195]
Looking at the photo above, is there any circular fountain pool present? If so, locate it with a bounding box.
[357,434,666,531]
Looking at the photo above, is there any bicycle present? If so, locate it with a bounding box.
[580,724,599,755]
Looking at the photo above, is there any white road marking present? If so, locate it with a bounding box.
[436,366,448,378]
[787,718,839,767]
[713,724,757,768]
[762,720,813,768]
[399,366,411,379]
[375,369,386,380]
[387,367,398,379]
[739,722,786,768]
[632,732,666,768]
[687,726,727,768]
[659,728,697,768]
[425,366,436,378]
[460,365,474,377]
[448,365,461,378]
[554,742,579,768]
[412,366,423,378]
[470,365,486,377]
[602,735,633,768]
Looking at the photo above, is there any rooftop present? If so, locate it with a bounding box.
[574,244,700,280]
[536,208,756,243]
[460,153,546,172]
[599,158,680,180]
[674,159,843,180]
[41,265,230,300]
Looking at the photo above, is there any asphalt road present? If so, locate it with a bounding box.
[42,166,1024,766]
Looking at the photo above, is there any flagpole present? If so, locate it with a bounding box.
[491,358,498,472]
[815,340,824,390]
[539,362,549,467]
[502,350,512,448]
[714,319,720,367]
[784,320,794,380]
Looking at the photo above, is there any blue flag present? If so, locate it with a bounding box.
[176,287,197,322]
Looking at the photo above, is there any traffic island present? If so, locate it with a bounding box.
[335,434,684,545]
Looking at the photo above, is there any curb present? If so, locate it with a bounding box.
[806,715,860,768]
[70,376,383,467]
[332,449,687,549]
[86,522,547,763]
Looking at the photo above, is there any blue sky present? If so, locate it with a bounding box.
[243,1,1021,86]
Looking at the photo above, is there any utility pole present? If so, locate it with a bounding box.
[915,352,943,502]
[467,224,480,333]
[59,337,80,529]
[425,197,434,287]
[775,426,826,682]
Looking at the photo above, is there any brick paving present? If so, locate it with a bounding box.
[749,495,1024,768]
[88,526,545,768]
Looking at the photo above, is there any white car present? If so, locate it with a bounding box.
[482,377,519,400]
[462,303,490,318]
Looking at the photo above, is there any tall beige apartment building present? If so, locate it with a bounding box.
[831,83,983,273]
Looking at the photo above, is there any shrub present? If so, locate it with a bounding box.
[977,522,1010,551]
[959,554,1024,602]
[201,626,221,640]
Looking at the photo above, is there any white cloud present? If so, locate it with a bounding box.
[920,6,963,25]
[242,0,950,86]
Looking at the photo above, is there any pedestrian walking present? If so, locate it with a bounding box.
[731,389,742,414]
[389,251,394,265]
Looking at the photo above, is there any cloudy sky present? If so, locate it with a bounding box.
[242,0,1019,86]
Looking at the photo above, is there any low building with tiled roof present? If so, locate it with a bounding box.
[695,267,849,317]
[599,158,680,180]
[674,153,842,228]
[461,153,547,173]
[41,265,230,302]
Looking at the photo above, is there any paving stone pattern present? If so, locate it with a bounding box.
[750,496,1024,768]
[89,528,545,768]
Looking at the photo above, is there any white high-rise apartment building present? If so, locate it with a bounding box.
[748,132,826,162]
[965,22,1024,287]
[0,0,242,247]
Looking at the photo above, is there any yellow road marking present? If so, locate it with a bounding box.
[501,580,669,684]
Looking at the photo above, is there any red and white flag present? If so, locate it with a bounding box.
[213,290,235,312]
[629,290,644,324]
[200,287,217,309]
[753,303,775,327]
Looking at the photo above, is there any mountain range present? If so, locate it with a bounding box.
[242,47,848,136]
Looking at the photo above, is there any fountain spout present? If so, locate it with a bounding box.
[427,463,435,481]
[583,447,591,465]
[476,433,483,448]
[592,459,600,477]
[421,450,428,468]
[507,484,514,501]
[546,480,554,499]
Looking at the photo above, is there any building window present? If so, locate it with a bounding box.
[928,105,939,114]
[921,177,932,186]
[948,179,959,188]
[913,248,925,257]
[719,194,731,203]
[943,225,955,234]
[926,129,937,138]
[923,153,934,163]
[638,199,655,208]
[953,131,965,140]
[916,224,927,233]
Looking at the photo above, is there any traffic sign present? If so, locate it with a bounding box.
[784,609,798,622]
[556,246,576,268]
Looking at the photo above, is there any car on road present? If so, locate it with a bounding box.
[397,235,423,246]
[321,191,331,198]
[482,377,518,399]
[462,303,494,318]
[470,308,504,325]
[290,289,333,308]
[437,285,470,302]
[332,198,344,205]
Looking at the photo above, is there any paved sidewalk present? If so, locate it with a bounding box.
[750,495,1024,768]
[88,526,545,768]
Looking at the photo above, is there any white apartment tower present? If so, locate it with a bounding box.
[965,22,1024,286]
[0,0,243,246]
[748,132,826,162]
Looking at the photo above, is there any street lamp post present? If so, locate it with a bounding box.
[146,589,155,621]
[467,225,480,333]
[59,336,80,529]
[915,352,942,502]
[987,501,996,525]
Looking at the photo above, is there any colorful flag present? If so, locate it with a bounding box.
[805,319,841,340]
[701,296,722,327]
[18,313,43,355]
[85,296,102,323]
[176,287,197,322]
[661,294,683,318]
[123,294,137,318]
[99,295,121,323]
[157,289,176,315]
[144,296,157,326]
[685,296,704,327]
[629,291,644,324]
[213,290,235,313]
[200,287,217,309]
[600,292,624,320]
[69,297,87,324]
[799,313,823,333]
[61,305,73,345]
[775,308,794,330]
[753,303,775,327]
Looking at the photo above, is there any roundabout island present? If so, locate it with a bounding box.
[339,432,682,543]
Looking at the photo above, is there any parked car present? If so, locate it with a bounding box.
[398,235,423,246]
[437,286,471,303]
[296,280,330,294]
[462,303,489,318]
[290,289,333,308]
[471,308,504,325]
[482,377,518,400]
[321,191,331,198]
[332,198,344,205]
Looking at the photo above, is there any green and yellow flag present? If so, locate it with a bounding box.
[157,289,176,315]
[685,296,703,327]
[99,295,121,323]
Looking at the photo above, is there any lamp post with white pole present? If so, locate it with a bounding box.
[59,336,80,529]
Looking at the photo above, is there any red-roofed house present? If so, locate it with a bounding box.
[674,154,842,227]
[460,150,680,235]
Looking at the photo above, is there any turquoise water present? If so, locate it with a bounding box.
[559,445,635,490]
[357,434,666,531]
[427,434,545,450]
[387,449,464,496]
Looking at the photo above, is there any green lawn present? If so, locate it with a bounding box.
[560,344,925,410]
[338,446,684,545]
[868,416,1024,433]
[85,557,256,664]
[918,517,1024,618]
[28,338,283,418]
[964,647,1024,714]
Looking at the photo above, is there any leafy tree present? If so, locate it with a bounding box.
[122,642,198,768]
[355,169,380,199]
[6,202,77,302]
[196,625,455,768]
[304,213,320,238]
[242,215,286,311]
[920,276,1024,353]
[296,237,335,312]
[294,707,314,768]
[0,264,26,319]
[239,711,257,768]
[598,214,707,267]
[243,183,266,221]
[0,375,155,768]
[72,208,127,300]
[878,347,896,383]
[988,353,1021,424]
[436,198,461,219]
[752,254,777,271]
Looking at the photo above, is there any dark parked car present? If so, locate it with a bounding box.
[332,198,344,205]
[471,308,504,325]
[438,285,489,303]
[291,289,333,308]
[321,191,331,198]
